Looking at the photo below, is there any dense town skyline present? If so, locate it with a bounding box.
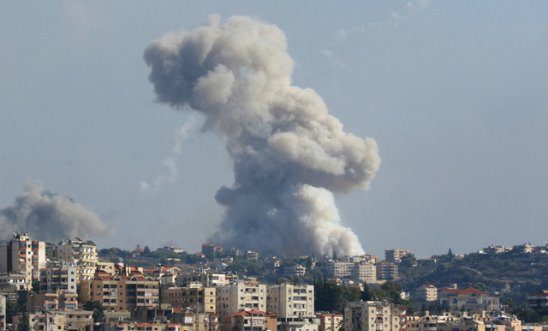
[1,2,548,258]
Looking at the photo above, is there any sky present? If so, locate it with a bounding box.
[1,1,547,258]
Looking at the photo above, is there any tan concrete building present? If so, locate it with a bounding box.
[0,294,6,331]
[351,263,377,284]
[384,249,411,263]
[317,313,342,331]
[80,274,159,312]
[224,310,277,331]
[419,284,438,302]
[344,301,404,331]
[162,286,216,313]
[0,233,46,288]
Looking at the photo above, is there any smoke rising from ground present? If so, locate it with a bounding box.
[0,184,107,243]
[139,116,198,194]
[144,16,381,256]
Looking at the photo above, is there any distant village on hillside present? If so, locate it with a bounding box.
[1,232,547,331]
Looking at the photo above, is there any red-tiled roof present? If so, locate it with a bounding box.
[227,309,276,317]
[441,287,485,295]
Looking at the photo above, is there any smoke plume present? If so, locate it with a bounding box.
[139,116,197,194]
[144,16,381,256]
[0,184,107,243]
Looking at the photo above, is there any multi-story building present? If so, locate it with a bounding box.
[317,313,342,331]
[439,287,500,312]
[28,310,93,331]
[162,286,216,313]
[527,290,548,309]
[224,310,278,331]
[0,295,6,331]
[344,301,404,331]
[351,263,376,284]
[0,232,46,287]
[267,284,314,319]
[201,243,224,259]
[283,265,306,278]
[58,239,98,282]
[419,284,438,302]
[216,280,267,319]
[28,311,67,331]
[384,249,411,263]
[327,262,354,279]
[376,262,398,281]
[80,274,159,312]
[27,290,79,312]
[0,273,28,291]
[40,260,77,293]
[177,272,229,288]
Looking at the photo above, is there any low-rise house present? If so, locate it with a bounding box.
[439,287,499,313]
[224,310,277,331]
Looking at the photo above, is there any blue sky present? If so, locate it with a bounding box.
[1,1,547,257]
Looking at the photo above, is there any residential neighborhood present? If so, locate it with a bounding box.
[1,232,547,331]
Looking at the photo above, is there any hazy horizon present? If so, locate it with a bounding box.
[1,1,547,258]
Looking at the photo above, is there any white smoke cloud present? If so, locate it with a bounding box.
[139,117,197,194]
[0,183,107,243]
[144,16,381,256]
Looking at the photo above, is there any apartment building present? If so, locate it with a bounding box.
[418,284,438,302]
[28,310,93,331]
[351,263,376,284]
[282,265,306,278]
[224,310,278,331]
[177,272,229,288]
[40,261,77,293]
[344,301,404,331]
[267,284,314,319]
[0,295,6,331]
[27,290,79,312]
[0,232,46,287]
[162,286,216,313]
[80,274,159,312]
[28,311,67,331]
[216,280,267,319]
[327,261,354,279]
[317,314,342,331]
[384,249,411,263]
[528,290,548,309]
[376,262,398,281]
[58,239,98,282]
[439,287,500,312]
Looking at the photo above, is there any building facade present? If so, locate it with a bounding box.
[216,280,267,319]
[344,301,403,331]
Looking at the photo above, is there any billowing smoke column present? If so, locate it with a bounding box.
[144,16,381,257]
[0,184,107,243]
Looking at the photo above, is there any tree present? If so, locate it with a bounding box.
[83,300,105,323]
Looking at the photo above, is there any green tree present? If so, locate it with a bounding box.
[83,300,105,323]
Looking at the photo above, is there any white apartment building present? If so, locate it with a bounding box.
[216,280,267,319]
[344,301,403,331]
[58,239,97,282]
[267,284,315,319]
